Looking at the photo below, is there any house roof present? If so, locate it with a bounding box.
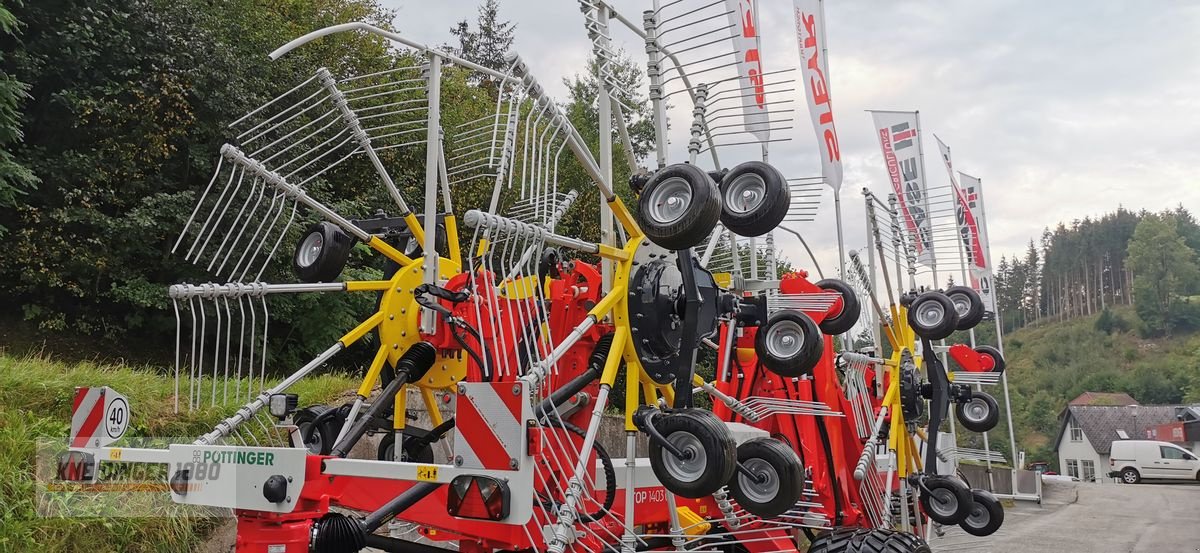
[1055,404,1180,454]
[1069,391,1139,406]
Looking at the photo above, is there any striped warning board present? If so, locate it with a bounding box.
[453,382,528,471]
[70,387,129,448]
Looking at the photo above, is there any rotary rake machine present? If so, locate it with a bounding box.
[56,5,1006,553]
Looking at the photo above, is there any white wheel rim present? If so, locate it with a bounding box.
[738,457,781,504]
[964,398,990,423]
[663,430,707,483]
[916,301,946,328]
[648,177,694,224]
[297,232,324,268]
[949,292,972,317]
[298,422,322,454]
[1124,471,1136,483]
[928,487,959,518]
[765,320,805,359]
[724,173,766,215]
[965,501,990,528]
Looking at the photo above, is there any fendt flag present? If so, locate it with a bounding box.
[725,0,770,141]
[870,110,934,265]
[793,0,843,190]
[934,135,988,279]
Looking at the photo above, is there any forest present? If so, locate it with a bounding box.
[0,0,656,369]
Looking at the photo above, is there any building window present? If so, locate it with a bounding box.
[1081,460,1095,482]
[1069,420,1083,442]
[1066,459,1079,478]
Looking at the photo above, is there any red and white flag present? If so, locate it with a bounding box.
[725,0,770,141]
[935,135,987,276]
[870,110,934,265]
[959,171,996,311]
[793,0,842,190]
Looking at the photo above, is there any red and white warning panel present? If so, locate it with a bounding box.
[70,386,130,448]
[453,382,529,471]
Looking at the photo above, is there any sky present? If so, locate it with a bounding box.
[377,0,1200,285]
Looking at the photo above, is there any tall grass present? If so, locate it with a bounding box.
[0,353,357,552]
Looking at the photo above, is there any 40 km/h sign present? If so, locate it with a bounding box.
[70,386,130,448]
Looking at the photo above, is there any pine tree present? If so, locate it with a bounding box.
[0,0,37,227]
[448,0,516,85]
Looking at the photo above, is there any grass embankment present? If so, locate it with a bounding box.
[998,306,1200,467]
[0,353,357,552]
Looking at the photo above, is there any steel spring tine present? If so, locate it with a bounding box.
[195,297,206,411]
[222,296,233,405]
[228,190,283,282]
[259,295,269,394]
[174,157,226,254]
[235,295,246,402]
[206,172,261,273]
[252,200,298,283]
[214,177,267,275]
[185,165,240,262]
[250,107,341,161]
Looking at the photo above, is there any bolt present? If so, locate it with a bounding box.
[393,344,399,349]
[512,384,521,396]
[455,455,464,467]
[509,458,519,469]
[286,496,292,503]
[389,315,395,320]
[401,308,407,314]
[287,476,293,483]
[458,383,466,394]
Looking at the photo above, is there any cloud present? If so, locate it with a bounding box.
[378,0,1200,284]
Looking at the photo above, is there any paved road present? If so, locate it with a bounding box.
[929,480,1200,552]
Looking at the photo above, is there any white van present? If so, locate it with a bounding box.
[1109,440,1200,483]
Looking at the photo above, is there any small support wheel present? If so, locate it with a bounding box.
[754,309,824,377]
[293,221,355,283]
[975,345,1005,373]
[919,475,974,525]
[815,278,860,335]
[636,163,722,250]
[955,390,1000,432]
[717,161,790,237]
[945,285,985,330]
[647,409,736,498]
[294,406,341,455]
[959,489,1004,537]
[728,438,803,519]
[377,431,435,463]
[907,292,960,340]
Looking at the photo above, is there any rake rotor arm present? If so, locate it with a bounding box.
[269,22,520,85]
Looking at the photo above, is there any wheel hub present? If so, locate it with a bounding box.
[738,457,781,503]
[662,431,707,483]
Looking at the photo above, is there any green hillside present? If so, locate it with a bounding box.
[995,306,1200,468]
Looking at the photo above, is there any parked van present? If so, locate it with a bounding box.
[1109,440,1200,483]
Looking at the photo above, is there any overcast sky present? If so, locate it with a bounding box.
[378,0,1200,284]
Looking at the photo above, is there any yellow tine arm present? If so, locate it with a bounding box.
[338,311,385,348]
[356,345,391,397]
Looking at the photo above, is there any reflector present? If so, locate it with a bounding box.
[446,475,510,521]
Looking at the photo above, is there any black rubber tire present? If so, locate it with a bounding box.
[907,292,960,341]
[648,409,736,498]
[1121,467,1141,484]
[755,309,824,377]
[636,163,722,250]
[294,406,341,456]
[815,278,860,335]
[945,286,985,330]
[955,390,1000,433]
[974,345,1005,373]
[807,527,859,553]
[718,161,790,237]
[293,221,355,283]
[959,489,1004,537]
[376,431,435,463]
[808,527,931,553]
[919,475,974,525]
[728,437,803,519]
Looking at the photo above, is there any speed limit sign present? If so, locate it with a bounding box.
[70,387,130,448]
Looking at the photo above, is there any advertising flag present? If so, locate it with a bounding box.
[959,172,995,311]
[870,110,934,265]
[792,0,842,190]
[725,0,770,141]
[935,135,987,277]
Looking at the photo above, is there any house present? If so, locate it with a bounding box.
[1054,392,1182,483]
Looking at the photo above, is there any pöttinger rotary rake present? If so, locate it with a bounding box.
[55,8,1007,553]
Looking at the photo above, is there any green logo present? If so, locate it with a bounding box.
[200,450,275,466]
